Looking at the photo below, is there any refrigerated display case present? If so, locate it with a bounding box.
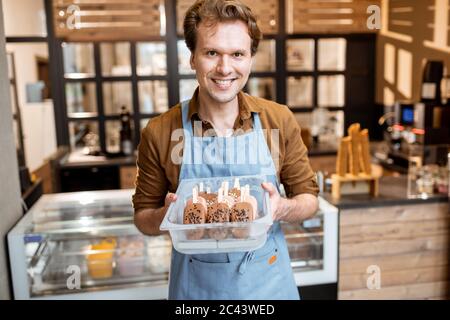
[8,190,338,299]
[8,190,171,300]
[283,197,339,299]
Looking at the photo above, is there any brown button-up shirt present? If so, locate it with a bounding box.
[132,89,318,213]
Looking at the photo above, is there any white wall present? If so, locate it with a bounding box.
[0,0,23,300]
[5,43,48,107]
[2,0,46,37]
[21,101,57,172]
[6,44,57,172]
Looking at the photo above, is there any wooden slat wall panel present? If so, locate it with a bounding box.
[176,0,192,36]
[448,0,450,46]
[340,281,449,300]
[340,265,450,291]
[340,250,449,274]
[286,0,381,34]
[388,0,414,38]
[424,0,436,42]
[341,218,450,242]
[176,0,278,36]
[340,203,449,226]
[53,0,164,41]
[340,234,449,259]
[339,202,450,300]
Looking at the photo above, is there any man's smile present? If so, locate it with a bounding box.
[211,78,237,89]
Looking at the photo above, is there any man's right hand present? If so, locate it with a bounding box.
[134,192,178,236]
[164,192,178,208]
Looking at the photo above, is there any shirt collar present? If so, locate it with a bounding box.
[187,87,262,121]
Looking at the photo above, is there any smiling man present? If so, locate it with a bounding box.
[133,0,319,300]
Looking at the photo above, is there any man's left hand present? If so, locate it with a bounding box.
[261,182,283,220]
[261,182,319,222]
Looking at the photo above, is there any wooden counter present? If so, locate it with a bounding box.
[338,201,449,299]
[323,176,450,300]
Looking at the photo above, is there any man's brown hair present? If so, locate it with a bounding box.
[183,0,262,56]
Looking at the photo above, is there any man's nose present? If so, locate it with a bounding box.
[216,55,232,75]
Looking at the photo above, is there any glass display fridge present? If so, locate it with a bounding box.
[283,197,339,299]
[8,190,338,300]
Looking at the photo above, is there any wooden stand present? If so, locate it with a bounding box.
[332,123,380,199]
[331,173,379,199]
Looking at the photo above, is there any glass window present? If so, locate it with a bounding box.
[63,43,95,78]
[246,78,275,100]
[286,39,315,71]
[252,40,276,72]
[136,42,167,76]
[69,121,99,151]
[318,75,345,107]
[3,0,47,37]
[318,38,346,71]
[177,40,194,75]
[65,82,97,116]
[103,82,132,115]
[140,118,151,131]
[105,120,134,154]
[138,81,168,113]
[287,76,313,107]
[180,79,198,102]
[100,42,131,77]
[294,112,313,130]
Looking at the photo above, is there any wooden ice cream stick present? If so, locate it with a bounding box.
[206,186,211,194]
[233,178,240,189]
[223,181,229,196]
[199,182,204,192]
[218,187,223,203]
[193,186,198,203]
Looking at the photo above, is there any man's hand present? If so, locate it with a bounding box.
[261,182,319,222]
[164,192,178,207]
[134,192,178,236]
[261,182,282,220]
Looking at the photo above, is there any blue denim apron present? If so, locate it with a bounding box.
[168,100,299,300]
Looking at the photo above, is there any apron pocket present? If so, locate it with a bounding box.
[187,238,285,300]
[241,242,285,299]
[188,257,244,300]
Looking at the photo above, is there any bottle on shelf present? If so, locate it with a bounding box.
[119,105,133,156]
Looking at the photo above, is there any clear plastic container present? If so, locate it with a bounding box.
[160,175,273,254]
[117,236,145,277]
[85,237,117,279]
[146,235,172,273]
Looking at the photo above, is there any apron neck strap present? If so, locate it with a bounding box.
[181,98,262,134]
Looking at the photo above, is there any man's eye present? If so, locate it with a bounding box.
[233,52,243,57]
[207,51,217,56]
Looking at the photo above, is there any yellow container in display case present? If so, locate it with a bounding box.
[86,238,117,279]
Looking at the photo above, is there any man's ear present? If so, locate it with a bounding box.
[190,52,195,70]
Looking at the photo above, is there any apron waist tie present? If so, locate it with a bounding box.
[238,251,255,275]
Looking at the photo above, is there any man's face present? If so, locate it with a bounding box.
[190,20,253,104]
